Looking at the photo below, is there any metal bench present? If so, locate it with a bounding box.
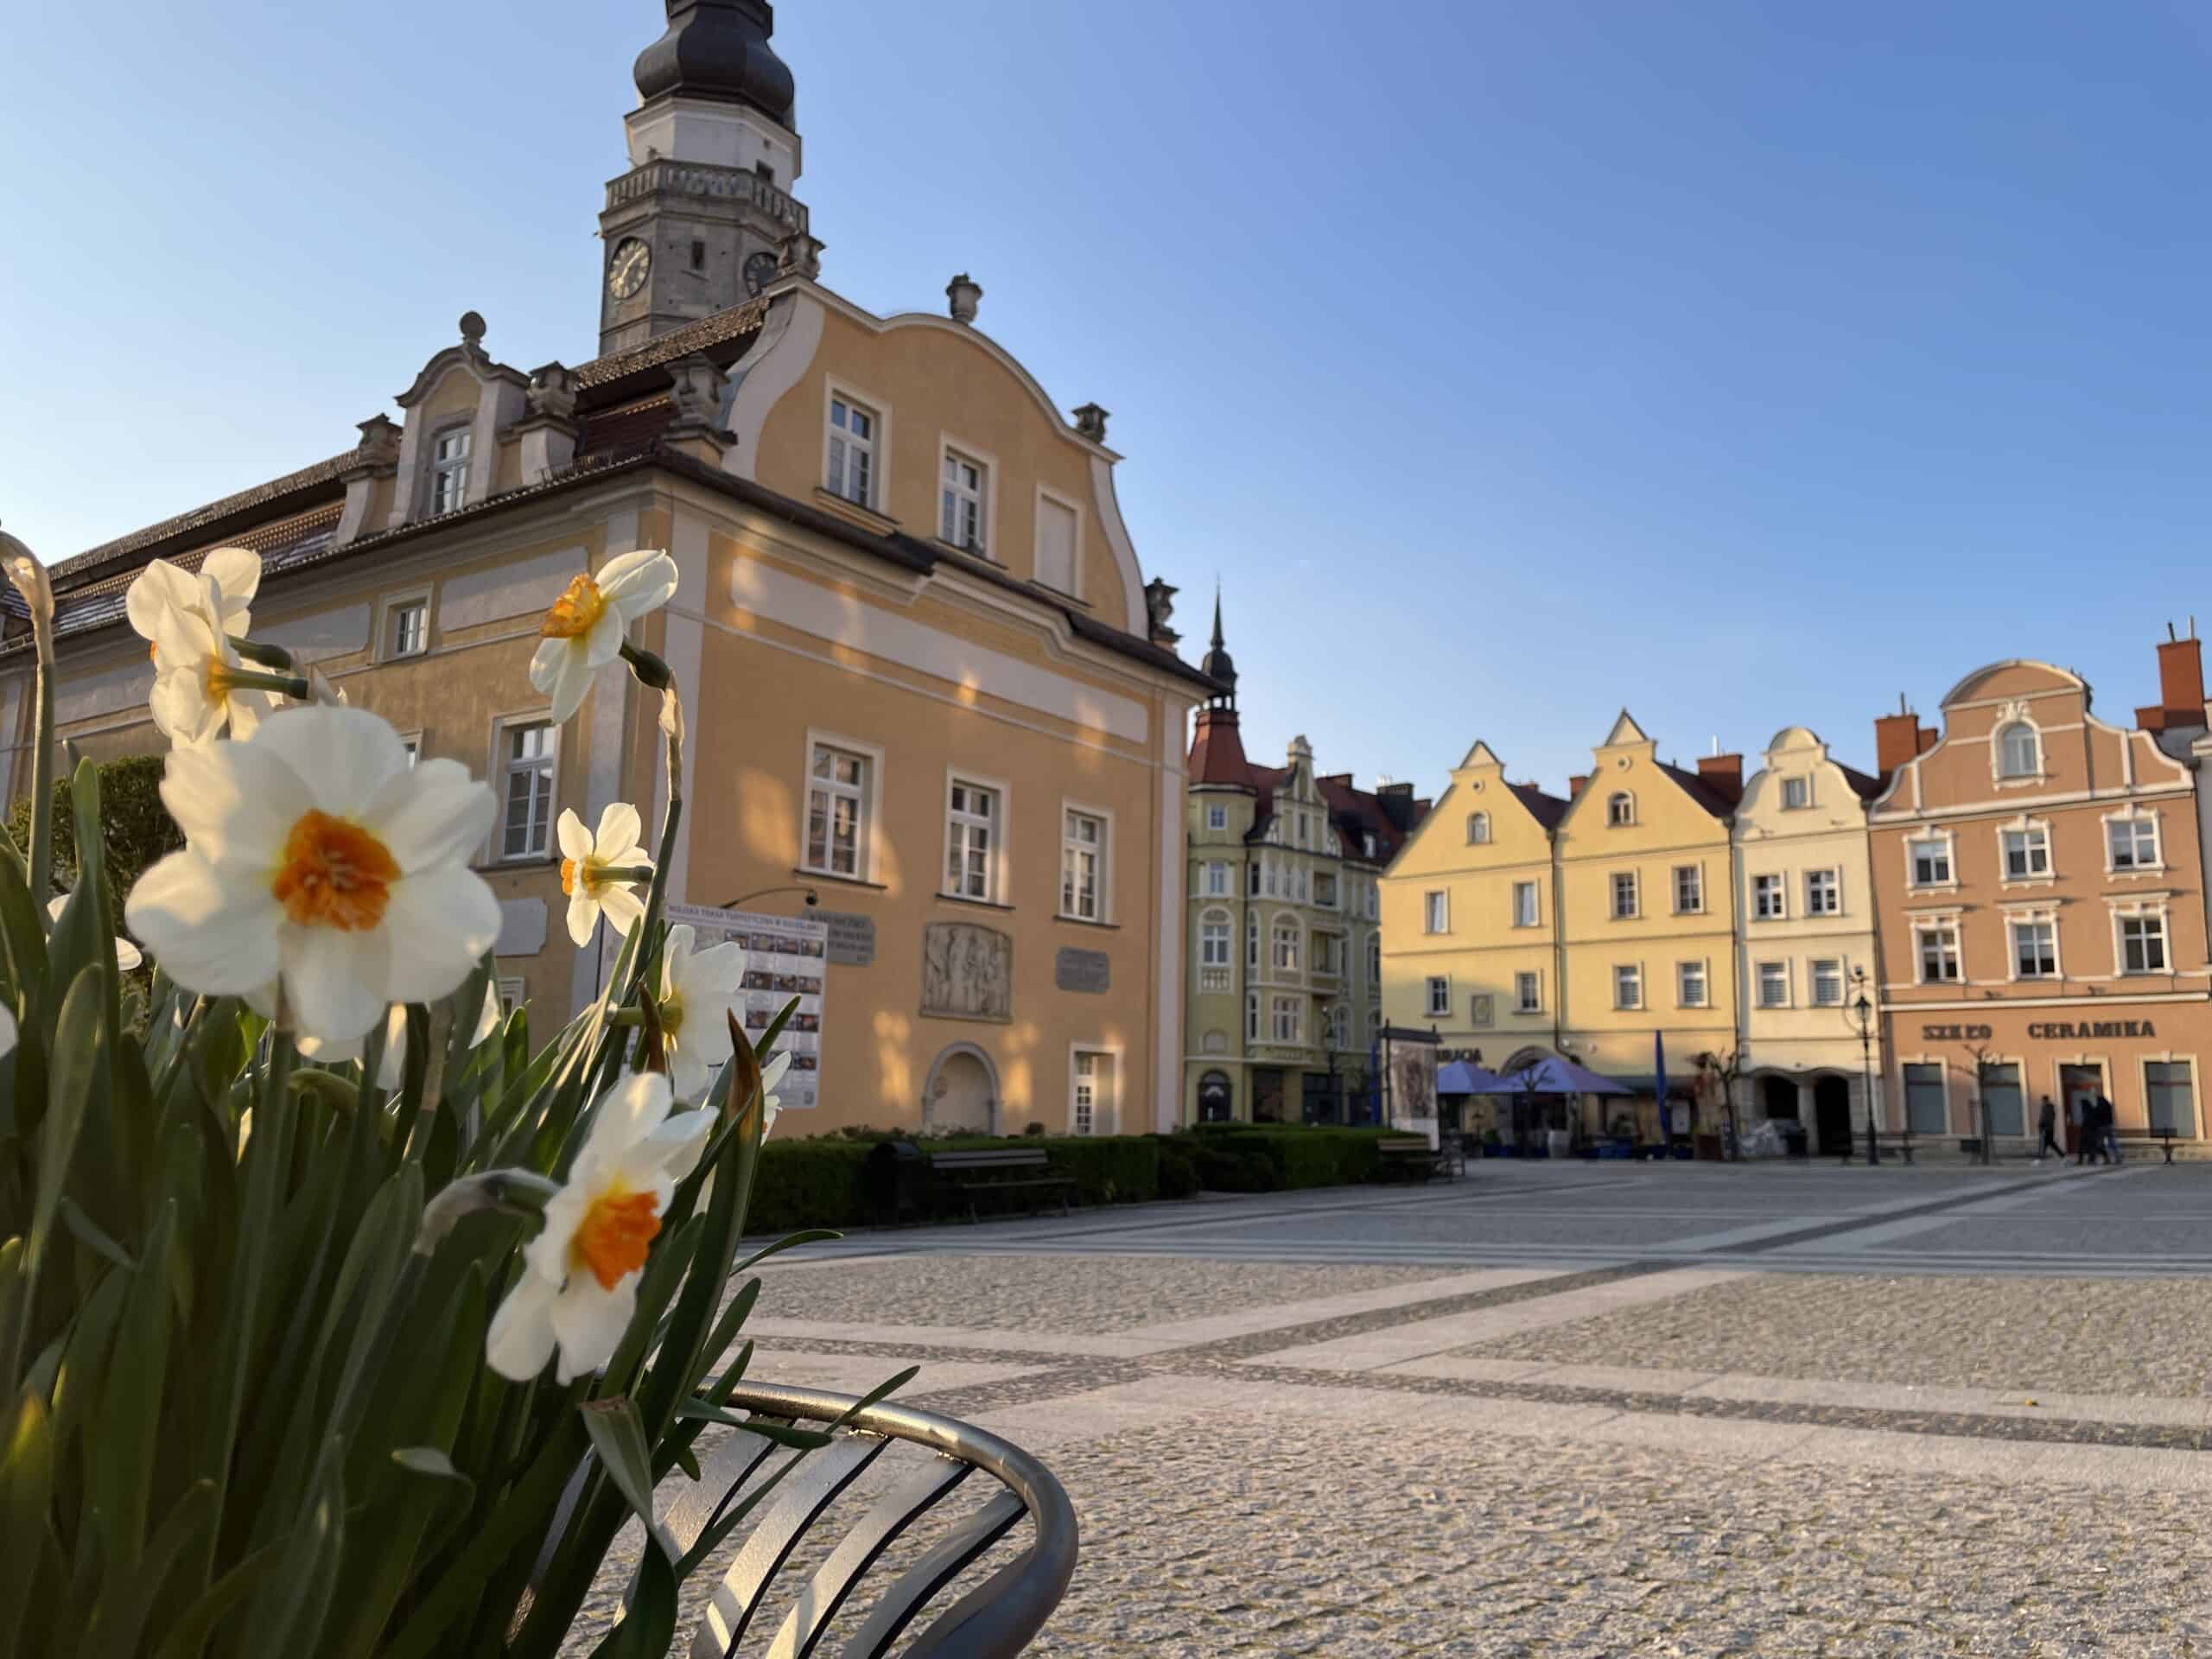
[1376,1134,1440,1182]
[2113,1123,2184,1164]
[637,1380,1077,1657]
[927,1147,1076,1224]
[1844,1128,1917,1164]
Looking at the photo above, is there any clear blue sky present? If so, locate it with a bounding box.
[7,2,2212,798]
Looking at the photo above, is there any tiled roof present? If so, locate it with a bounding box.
[1220,760,1427,868]
[1507,781,1570,830]
[576,395,676,462]
[574,297,770,391]
[50,501,343,645]
[1657,761,1737,819]
[51,451,356,588]
[1840,763,1884,802]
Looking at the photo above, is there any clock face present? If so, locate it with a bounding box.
[607,238,652,300]
[743,250,779,296]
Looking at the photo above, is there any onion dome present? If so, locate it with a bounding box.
[634,1,796,124]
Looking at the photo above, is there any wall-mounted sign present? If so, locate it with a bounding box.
[1920,1024,1993,1041]
[2027,1020,2157,1040]
[1055,947,1110,994]
[816,910,876,967]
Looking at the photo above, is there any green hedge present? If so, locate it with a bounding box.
[6,753,181,938]
[1178,1126,1395,1192]
[747,1133,1162,1231]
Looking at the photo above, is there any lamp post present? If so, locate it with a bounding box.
[1845,967,1878,1166]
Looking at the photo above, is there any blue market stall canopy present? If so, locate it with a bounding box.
[1436,1060,1504,1095]
[1465,1057,1634,1096]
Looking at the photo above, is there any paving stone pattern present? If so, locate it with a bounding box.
[753,1253,1449,1332]
[1027,1416,2212,1658]
[1471,1274,2212,1398]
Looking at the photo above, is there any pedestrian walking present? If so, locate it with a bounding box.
[2099,1092,2123,1164]
[2036,1095,2063,1162]
[2070,1090,2091,1164]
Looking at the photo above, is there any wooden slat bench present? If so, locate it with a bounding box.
[1842,1128,1916,1164]
[2113,1123,2183,1164]
[928,1147,1076,1223]
[1377,1135,1440,1183]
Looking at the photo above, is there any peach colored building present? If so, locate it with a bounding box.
[1867,645,2212,1149]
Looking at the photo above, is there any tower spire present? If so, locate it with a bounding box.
[1198,584,1237,708]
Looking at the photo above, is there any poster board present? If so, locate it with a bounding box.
[662,903,830,1112]
[1380,1025,1440,1150]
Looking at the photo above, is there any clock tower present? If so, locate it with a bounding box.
[597,1,810,357]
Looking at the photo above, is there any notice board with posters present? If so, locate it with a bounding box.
[1379,1024,1441,1150]
[662,902,830,1113]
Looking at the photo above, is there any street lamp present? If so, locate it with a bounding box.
[1844,967,1878,1166]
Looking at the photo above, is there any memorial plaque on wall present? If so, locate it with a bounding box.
[920,922,1013,1022]
[817,910,876,967]
[1055,947,1110,994]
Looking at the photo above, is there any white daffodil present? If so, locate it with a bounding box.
[47,893,143,971]
[0,1006,15,1061]
[124,705,500,1046]
[656,924,746,1102]
[485,1071,712,1384]
[127,548,259,662]
[297,981,499,1088]
[527,550,679,723]
[757,1048,791,1139]
[556,804,653,946]
[148,605,284,748]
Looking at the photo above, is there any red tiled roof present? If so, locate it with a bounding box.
[1657,761,1737,819]
[51,451,356,588]
[1188,707,1252,786]
[1507,781,1570,830]
[1840,763,1884,802]
[574,297,770,391]
[576,395,676,462]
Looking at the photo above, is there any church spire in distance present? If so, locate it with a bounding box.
[1199,584,1238,708]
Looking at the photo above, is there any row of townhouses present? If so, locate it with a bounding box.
[1376,636,2212,1154]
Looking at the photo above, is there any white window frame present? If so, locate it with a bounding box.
[1272,916,1301,973]
[937,435,997,556]
[1809,957,1845,1007]
[1059,800,1112,922]
[1467,811,1491,845]
[1994,717,2043,782]
[1606,791,1636,827]
[801,728,884,882]
[1033,483,1085,598]
[1677,959,1708,1008]
[942,772,1007,904]
[1205,804,1228,832]
[1069,1045,1119,1136]
[378,588,432,663]
[496,975,527,1017]
[2113,904,2172,976]
[1751,872,1786,921]
[2142,1056,2199,1136]
[1424,890,1450,934]
[1365,931,1380,986]
[1914,918,1962,984]
[1271,995,1301,1045]
[1610,870,1639,920]
[1511,880,1540,929]
[1247,913,1260,972]
[1754,960,1790,1009]
[396,729,423,768]
[1198,908,1233,969]
[823,379,888,511]
[1613,962,1644,1011]
[1203,861,1230,898]
[1672,863,1703,915]
[1426,976,1452,1018]
[489,712,559,863]
[1999,818,2054,884]
[1804,868,1840,916]
[2105,810,2164,875]
[1906,832,1956,890]
[1245,993,1259,1042]
[1515,969,1542,1014]
[1780,775,1810,810]
[2008,912,2060,980]
[429,425,472,516]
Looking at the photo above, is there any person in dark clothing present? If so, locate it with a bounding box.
[2036,1095,2063,1163]
[2100,1093,2123,1164]
[2084,1094,2113,1164]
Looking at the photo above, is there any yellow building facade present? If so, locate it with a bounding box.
[3,3,1212,1140]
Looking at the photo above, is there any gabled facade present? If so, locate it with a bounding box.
[1735,726,1884,1151]
[1868,650,2212,1147]
[1379,740,1567,1058]
[1553,713,1740,1087]
[6,1,1217,1141]
[1183,602,1422,1123]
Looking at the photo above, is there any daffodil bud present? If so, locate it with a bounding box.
[415,1169,562,1255]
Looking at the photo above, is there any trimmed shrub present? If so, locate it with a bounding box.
[753,1132,1160,1230]
[7,753,181,939]
[1176,1126,1395,1192]
[1154,1137,1201,1199]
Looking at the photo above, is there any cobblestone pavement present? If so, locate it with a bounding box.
[561,1166,2212,1656]
[754,1252,1451,1332]
[1470,1273,2212,1397]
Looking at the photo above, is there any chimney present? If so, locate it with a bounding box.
[1917,728,1937,754]
[1874,706,1923,774]
[1568,773,1589,799]
[945,272,982,324]
[1072,403,1109,442]
[2158,621,2205,728]
[1696,753,1743,804]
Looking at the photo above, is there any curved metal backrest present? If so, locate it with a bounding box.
[674,1380,1078,1659]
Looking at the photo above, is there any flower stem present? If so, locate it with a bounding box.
[0,531,58,904]
[231,637,295,671]
[219,667,313,699]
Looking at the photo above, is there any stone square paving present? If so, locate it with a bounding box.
[568,1159,2212,1655]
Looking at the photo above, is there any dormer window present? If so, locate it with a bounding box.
[827,395,877,506]
[1781,776,1810,810]
[1997,721,2040,779]
[940,448,987,553]
[1467,811,1490,845]
[429,428,471,515]
[1606,791,1635,827]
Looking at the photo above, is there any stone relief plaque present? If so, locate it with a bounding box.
[921,923,1012,1023]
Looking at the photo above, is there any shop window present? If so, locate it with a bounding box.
[2147,1060,2196,1136]
[1904,1062,1948,1135]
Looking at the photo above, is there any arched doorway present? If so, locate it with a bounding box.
[925,1045,998,1135]
[1198,1070,1233,1123]
[1813,1075,1853,1155]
